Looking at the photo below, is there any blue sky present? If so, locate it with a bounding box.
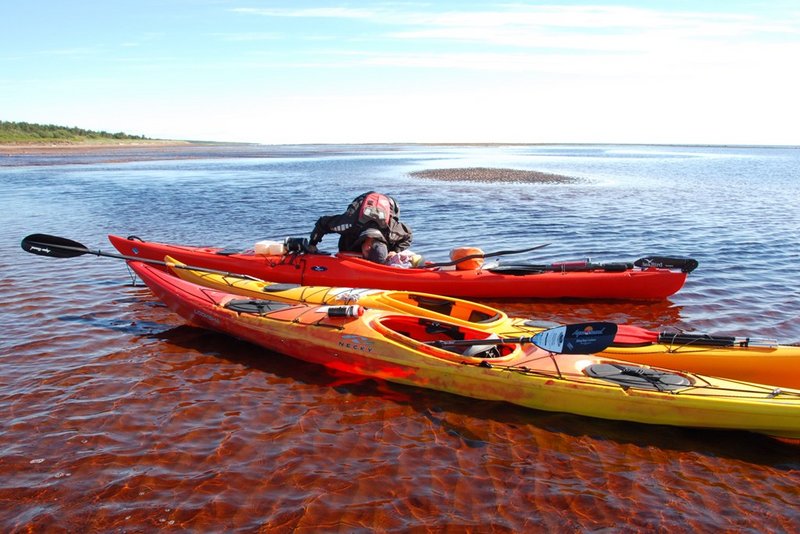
[2,1,799,144]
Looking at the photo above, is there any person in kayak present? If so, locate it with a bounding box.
[307,191,414,262]
[353,227,423,267]
[355,228,391,263]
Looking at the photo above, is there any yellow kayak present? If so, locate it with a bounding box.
[160,256,800,390]
[130,260,800,440]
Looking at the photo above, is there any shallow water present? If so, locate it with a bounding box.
[1,144,799,531]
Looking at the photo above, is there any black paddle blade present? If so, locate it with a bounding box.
[427,321,617,355]
[532,322,617,354]
[634,256,699,273]
[21,233,90,258]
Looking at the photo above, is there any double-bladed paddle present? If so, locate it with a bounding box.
[488,256,699,275]
[20,233,265,281]
[428,322,618,355]
[25,232,550,271]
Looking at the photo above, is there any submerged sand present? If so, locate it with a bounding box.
[409,167,579,183]
[0,140,262,165]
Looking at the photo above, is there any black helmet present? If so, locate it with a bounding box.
[354,227,387,245]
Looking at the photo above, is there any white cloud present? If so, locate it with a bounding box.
[231,7,381,19]
[226,3,800,83]
[6,2,798,144]
[232,4,798,39]
[213,32,281,42]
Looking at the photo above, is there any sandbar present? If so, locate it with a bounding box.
[409,167,579,183]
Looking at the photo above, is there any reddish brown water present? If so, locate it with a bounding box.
[2,145,798,531]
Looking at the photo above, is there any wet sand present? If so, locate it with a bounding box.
[0,140,193,153]
[410,167,579,183]
[0,141,215,161]
[0,141,269,166]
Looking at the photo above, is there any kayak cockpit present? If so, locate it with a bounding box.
[373,315,516,360]
[381,292,505,325]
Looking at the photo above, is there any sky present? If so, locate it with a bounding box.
[2,1,799,145]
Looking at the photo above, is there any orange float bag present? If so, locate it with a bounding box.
[449,247,485,270]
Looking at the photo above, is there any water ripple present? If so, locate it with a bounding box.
[2,145,799,532]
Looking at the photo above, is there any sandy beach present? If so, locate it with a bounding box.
[0,139,197,148]
[0,140,266,165]
[0,140,194,155]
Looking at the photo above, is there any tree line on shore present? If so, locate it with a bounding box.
[0,120,150,143]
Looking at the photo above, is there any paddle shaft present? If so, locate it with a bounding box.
[489,256,699,274]
[430,336,536,347]
[613,324,777,348]
[424,243,550,268]
[21,234,265,281]
[489,261,631,274]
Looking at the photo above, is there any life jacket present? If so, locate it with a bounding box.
[356,192,397,229]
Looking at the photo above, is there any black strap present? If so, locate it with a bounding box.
[225,299,294,314]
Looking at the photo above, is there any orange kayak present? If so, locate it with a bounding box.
[161,256,800,390]
[127,260,800,439]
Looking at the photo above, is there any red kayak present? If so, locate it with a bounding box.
[108,234,696,300]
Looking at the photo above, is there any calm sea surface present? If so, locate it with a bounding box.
[1,144,799,532]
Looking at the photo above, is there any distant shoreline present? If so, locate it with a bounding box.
[0,140,255,165]
[0,139,202,155]
[4,140,797,156]
[3,141,796,172]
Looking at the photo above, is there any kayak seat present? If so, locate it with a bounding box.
[467,310,502,324]
[461,334,501,358]
[410,295,455,316]
[423,321,465,340]
[408,297,501,323]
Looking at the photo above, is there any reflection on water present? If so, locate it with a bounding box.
[1,144,799,531]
